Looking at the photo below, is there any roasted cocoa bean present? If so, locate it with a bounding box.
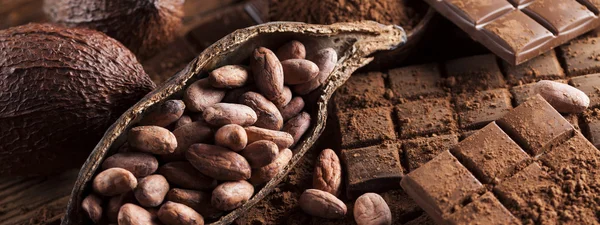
[211,180,254,211]
[183,78,226,112]
[215,124,248,151]
[186,143,251,180]
[93,168,138,196]
[139,100,186,127]
[102,152,158,177]
[128,126,177,155]
[239,91,284,130]
[158,162,216,190]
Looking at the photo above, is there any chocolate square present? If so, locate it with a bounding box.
[341,143,403,199]
[570,73,600,108]
[502,51,565,85]
[455,89,513,129]
[333,72,389,110]
[388,63,446,100]
[523,0,595,34]
[400,151,484,224]
[451,122,530,184]
[539,131,600,172]
[559,37,600,76]
[445,54,506,92]
[395,98,456,138]
[337,107,396,149]
[583,108,600,148]
[403,134,459,172]
[497,95,574,156]
[381,189,423,224]
[445,192,519,225]
[442,0,514,25]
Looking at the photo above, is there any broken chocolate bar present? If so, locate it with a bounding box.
[424,0,600,65]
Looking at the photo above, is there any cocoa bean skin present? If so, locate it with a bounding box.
[211,180,254,211]
[313,149,342,196]
[128,126,177,155]
[158,201,205,225]
[102,152,158,177]
[163,121,213,161]
[166,188,223,220]
[202,103,258,127]
[250,148,292,185]
[139,100,185,127]
[183,78,226,112]
[209,65,250,89]
[281,59,319,85]
[299,189,347,219]
[239,91,284,130]
[186,143,252,180]
[134,174,170,207]
[240,140,279,168]
[276,40,306,61]
[107,192,136,223]
[118,203,159,225]
[534,80,590,113]
[215,124,248,151]
[251,47,285,106]
[282,112,311,146]
[93,168,138,196]
[354,193,392,225]
[158,162,216,190]
[279,96,305,121]
[82,194,103,223]
[245,126,294,149]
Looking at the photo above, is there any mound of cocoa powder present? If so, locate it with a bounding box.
[270,0,422,31]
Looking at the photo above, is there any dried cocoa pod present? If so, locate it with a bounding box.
[250,148,293,185]
[313,149,342,196]
[118,203,160,225]
[240,140,280,168]
[163,121,213,161]
[299,189,347,219]
[186,143,252,180]
[276,40,306,60]
[279,97,305,121]
[139,100,185,127]
[82,194,103,223]
[107,192,136,223]
[184,78,226,112]
[215,124,248,151]
[158,162,217,190]
[203,103,258,127]
[166,188,223,220]
[101,152,158,177]
[211,180,254,211]
[239,91,284,130]
[282,112,311,147]
[354,193,392,225]
[245,126,294,149]
[209,65,250,89]
[292,48,338,95]
[65,22,405,225]
[251,47,286,106]
[93,168,138,196]
[158,201,205,225]
[282,59,320,85]
[128,126,177,155]
[134,174,170,207]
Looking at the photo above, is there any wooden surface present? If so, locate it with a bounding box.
[0,0,264,224]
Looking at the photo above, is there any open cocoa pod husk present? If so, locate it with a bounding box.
[61,21,406,225]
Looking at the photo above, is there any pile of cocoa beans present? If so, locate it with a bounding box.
[81,40,337,225]
[302,149,393,225]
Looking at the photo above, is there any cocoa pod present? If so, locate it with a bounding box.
[240,140,279,168]
[158,201,205,225]
[251,47,286,106]
[354,193,392,225]
[186,143,251,180]
[183,78,226,112]
[203,103,258,127]
[250,148,292,185]
[174,115,192,129]
[107,192,136,223]
[93,168,138,196]
[163,121,213,161]
[245,126,294,149]
[215,124,248,151]
[128,126,177,155]
[313,149,342,196]
[239,91,284,130]
[209,65,250,89]
[282,112,311,146]
[82,194,103,223]
[166,188,223,220]
[299,189,347,219]
[211,180,254,211]
[118,203,160,225]
[102,152,158,177]
[293,48,338,95]
[158,162,216,190]
[279,96,305,121]
[282,59,319,85]
[534,80,589,113]
[134,174,170,207]
[276,40,306,60]
[139,100,185,127]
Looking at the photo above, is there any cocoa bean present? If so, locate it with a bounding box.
[118,203,160,225]
[299,189,346,219]
[93,168,138,196]
[107,192,136,223]
[211,180,254,211]
[251,47,285,106]
[139,100,185,127]
[282,59,319,85]
[163,121,213,161]
[158,162,216,190]
[166,188,223,220]
[128,126,177,155]
[281,86,293,106]
[279,96,305,121]
[215,124,248,151]
[222,85,257,103]
[174,115,192,129]
[276,40,306,61]
[183,78,226,112]
[134,174,170,207]
[209,65,250,89]
[202,103,258,127]
[354,193,392,225]
[293,48,337,95]
[239,91,284,130]
[102,152,158,177]
[158,201,205,225]
[240,140,279,168]
[534,80,590,113]
[245,126,294,149]
[186,143,251,180]
[313,149,342,196]
[250,148,292,185]
[82,194,103,223]
[282,112,311,146]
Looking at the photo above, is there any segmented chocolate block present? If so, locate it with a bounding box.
[388,63,446,100]
[455,89,513,129]
[395,98,456,138]
[445,192,520,225]
[445,54,506,92]
[403,134,459,172]
[560,37,600,76]
[337,107,396,148]
[502,51,564,85]
[333,72,389,110]
[570,73,600,108]
[341,143,403,199]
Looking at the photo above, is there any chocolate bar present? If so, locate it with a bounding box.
[424,0,600,65]
[402,95,600,224]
